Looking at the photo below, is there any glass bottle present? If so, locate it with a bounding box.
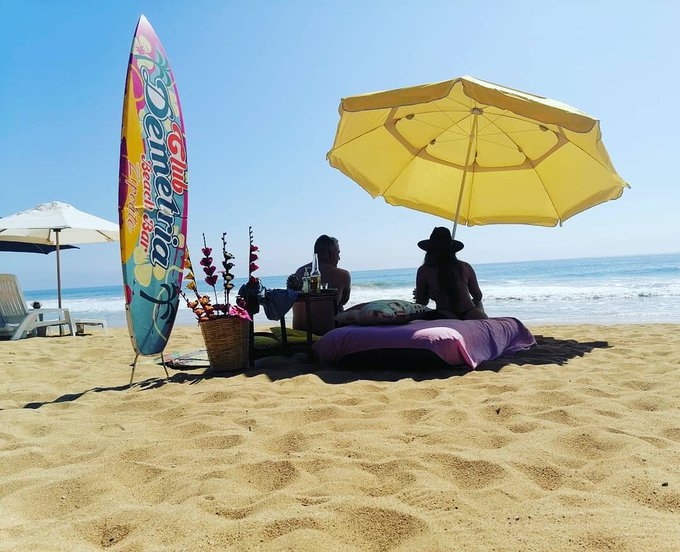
[302,267,310,293]
[310,253,321,293]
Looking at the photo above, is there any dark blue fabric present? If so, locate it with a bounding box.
[0,242,78,254]
[261,289,299,320]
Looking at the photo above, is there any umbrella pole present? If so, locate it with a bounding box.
[452,111,479,240]
[55,229,64,336]
[55,229,63,309]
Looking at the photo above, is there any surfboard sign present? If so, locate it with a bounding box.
[118,15,189,356]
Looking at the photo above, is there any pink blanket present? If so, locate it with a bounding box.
[314,317,536,368]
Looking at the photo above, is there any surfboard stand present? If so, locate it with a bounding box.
[160,352,170,378]
[129,352,170,387]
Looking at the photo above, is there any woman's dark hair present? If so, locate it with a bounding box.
[424,249,461,304]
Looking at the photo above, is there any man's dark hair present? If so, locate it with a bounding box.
[313,235,338,259]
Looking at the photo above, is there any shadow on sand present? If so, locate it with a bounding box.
[17,334,610,409]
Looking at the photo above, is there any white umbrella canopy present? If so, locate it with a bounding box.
[0,201,119,244]
[0,201,119,307]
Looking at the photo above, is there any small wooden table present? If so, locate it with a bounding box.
[249,289,339,365]
[280,289,339,348]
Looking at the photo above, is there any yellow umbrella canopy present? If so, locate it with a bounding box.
[327,76,629,237]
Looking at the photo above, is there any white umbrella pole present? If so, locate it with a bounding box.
[452,110,480,240]
[55,229,62,309]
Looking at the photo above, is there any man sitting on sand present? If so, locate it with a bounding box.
[289,235,351,335]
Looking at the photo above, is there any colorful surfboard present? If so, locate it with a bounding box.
[118,15,189,356]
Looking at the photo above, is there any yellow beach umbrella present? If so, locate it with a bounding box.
[327,76,629,238]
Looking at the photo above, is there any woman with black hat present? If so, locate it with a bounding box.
[414,227,488,320]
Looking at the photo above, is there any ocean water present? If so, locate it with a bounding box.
[23,253,680,328]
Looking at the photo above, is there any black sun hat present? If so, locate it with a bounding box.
[417,227,464,253]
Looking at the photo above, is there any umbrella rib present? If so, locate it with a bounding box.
[481,114,626,222]
[381,113,474,200]
[417,108,562,222]
[478,114,564,220]
[398,103,550,166]
[480,111,618,174]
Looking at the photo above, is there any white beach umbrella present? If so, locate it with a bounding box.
[0,201,119,307]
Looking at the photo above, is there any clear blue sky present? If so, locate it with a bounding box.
[1,0,678,291]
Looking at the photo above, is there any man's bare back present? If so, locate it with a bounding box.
[291,236,351,335]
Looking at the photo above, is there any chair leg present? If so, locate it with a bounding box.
[10,313,38,341]
[63,310,75,336]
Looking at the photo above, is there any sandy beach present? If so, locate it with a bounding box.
[1,323,680,551]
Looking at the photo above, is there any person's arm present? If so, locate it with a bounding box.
[414,266,429,305]
[466,263,483,304]
[338,270,351,307]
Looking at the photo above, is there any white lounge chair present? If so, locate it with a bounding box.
[0,274,75,340]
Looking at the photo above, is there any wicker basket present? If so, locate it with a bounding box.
[199,317,250,372]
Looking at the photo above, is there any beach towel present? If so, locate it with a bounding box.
[314,317,536,368]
